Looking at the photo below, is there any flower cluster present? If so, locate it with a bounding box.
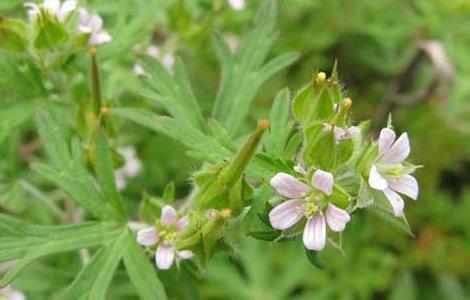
[136,206,194,270]
[24,0,112,46]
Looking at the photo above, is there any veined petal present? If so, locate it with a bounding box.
[269,199,305,230]
[311,170,334,196]
[89,14,103,31]
[270,173,310,198]
[369,165,388,190]
[136,227,159,246]
[378,128,396,155]
[89,31,112,45]
[383,188,405,217]
[382,133,410,164]
[303,213,326,251]
[155,245,175,270]
[388,175,419,200]
[177,250,194,260]
[325,203,350,232]
[176,216,189,232]
[57,0,77,22]
[161,205,177,226]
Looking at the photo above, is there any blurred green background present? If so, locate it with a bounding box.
[1,0,470,299]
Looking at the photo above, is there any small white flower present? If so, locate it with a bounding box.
[368,128,419,217]
[24,0,77,22]
[269,169,351,251]
[324,124,360,142]
[114,146,142,191]
[228,0,245,11]
[78,8,112,46]
[132,63,148,77]
[161,52,175,72]
[0,286,26,300]
[224,34,240,53]
[136,205,194,270]
[146,46,160,59]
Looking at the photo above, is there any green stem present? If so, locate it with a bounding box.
[89,47,101,116]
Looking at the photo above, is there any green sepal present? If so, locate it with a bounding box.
[305,249,326,269]
[303,123,336,169]
[138,195,164,224]
[0,17,27,52]
[329,184,351,209]
[33,13,68,49]
[292,83,314,124]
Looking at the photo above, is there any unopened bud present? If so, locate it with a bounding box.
[220,208,232,218]
[315,72,326,84]
[342,97,352,109]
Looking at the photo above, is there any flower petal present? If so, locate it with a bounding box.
[177,250,194,260]
[57,0,77,22]
[155,245,175,270]
[325,203,351,232]
[269,199,305,230]
[303,213,326,251]
[270,173,310,198]
[43,0,60,14]
[383,188,405,217]
[89,31,112,46]
[368,165,388,190]
[311,170,334,196]
[382,133,410,164]
[136,227,159,246]
[378,128,396,155]
[161,205,177,226]
[388,175,419,200]
[176,216,189,232]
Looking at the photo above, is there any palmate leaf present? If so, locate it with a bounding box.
[0,214,123,286]
[212,1,299,136]
[33,112,126,222]
[137,56,205,130]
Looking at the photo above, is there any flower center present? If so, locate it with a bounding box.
[383,164,404,179]
[304,200,320,218]
[159,228,178,246]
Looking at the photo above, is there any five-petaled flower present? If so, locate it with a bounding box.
[78,8,112,46]
[368,128,419,217]
[269,169,351,251]
[136,205,194,270]
[25,0,77,22]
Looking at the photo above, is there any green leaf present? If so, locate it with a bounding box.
[263,88,293,157]
[37,112,71,168]
[95,130,127,221]
[60,232,128,300]
[213,0,298,136]
[0,215,123,286]
[303,123,336,169]
[138,56,204,130]
[122,232,167,300]
[31,162,118,221]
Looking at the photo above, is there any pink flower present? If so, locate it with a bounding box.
[78,9,112,46]
[269,169,351,251]
[136,205,193,270]
[368,128,419,217]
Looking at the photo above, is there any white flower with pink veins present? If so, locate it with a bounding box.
[78,9,112,46]
[136,205,194,270]
[368,128,419,217]
[269,169,351,251]
[24,0,77,22]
